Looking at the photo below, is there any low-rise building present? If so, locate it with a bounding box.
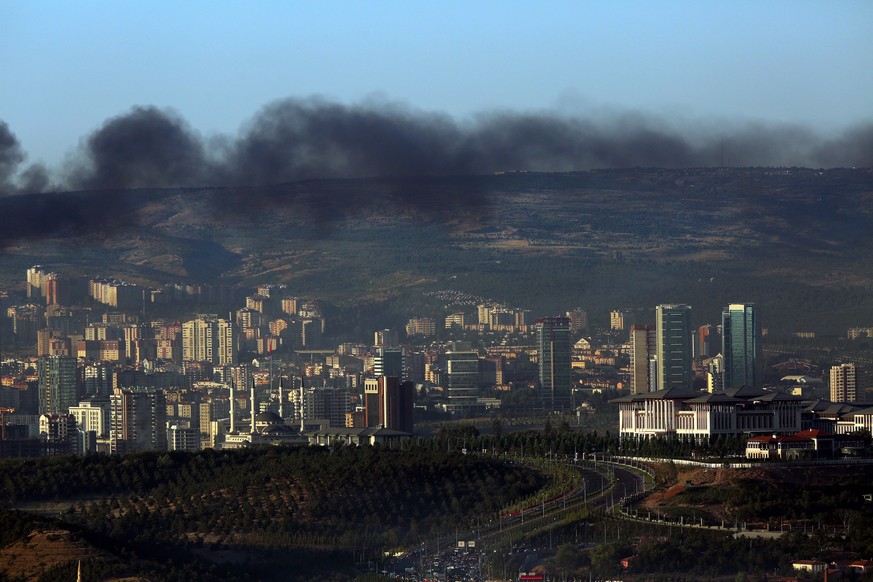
[615,386,804,440]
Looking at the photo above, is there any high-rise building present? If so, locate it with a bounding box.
[610,310,628,331]
[722,304,760,389]
[445,351,480,407]
[301,384,350,428]
[373,329,399,347]
[299,317,323,348]
[280,296,299,316]
[630,324,657,394]
[405,317,437,337]
[445,312,465,329]
[110,387,167,454]
[363,376,414,433]
[655,304,692,391]
[565,309,588,333]
[44,273,70,306]
[481,356,505,387]
[830,363,859,403]
[39,413,78,455]
[535,317,572,404]
[38,355,78,416]
[26,265,45,302]
[693,324,720,359]
[69,398,110,438]
[181,316,238,366]
[373,347,404,379]
[83,363,114,397]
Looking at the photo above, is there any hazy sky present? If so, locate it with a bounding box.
[2,1,872,168]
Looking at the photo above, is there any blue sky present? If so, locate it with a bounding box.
[2,1,871,168]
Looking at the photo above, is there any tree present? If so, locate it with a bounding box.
[555,542,583,575]
[491,416,503,441]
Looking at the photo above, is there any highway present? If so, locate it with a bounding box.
[385,457,652,581]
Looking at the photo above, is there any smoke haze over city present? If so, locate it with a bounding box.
[1,98,871,196]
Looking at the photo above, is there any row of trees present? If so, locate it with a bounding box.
[32,445,545,553]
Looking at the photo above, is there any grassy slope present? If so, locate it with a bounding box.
[1,168,871,333]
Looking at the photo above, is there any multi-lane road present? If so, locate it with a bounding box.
[386,458,651,581]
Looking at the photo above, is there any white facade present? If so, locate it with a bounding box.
[69,400,109,437]
[616,386,803,439]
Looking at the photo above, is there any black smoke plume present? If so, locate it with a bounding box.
[0,97,871,247]
[68,106,207,189]
[0,97,868,193]
[0,121,51,197]
[61,97,873,192]
[0,121,26,195]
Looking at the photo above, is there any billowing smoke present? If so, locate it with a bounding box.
[0,121,26,195]
[68,106,208,189]
[0,121,51,197]
[0,97,870,246]
[60,97,873,191]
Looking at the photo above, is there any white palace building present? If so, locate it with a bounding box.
[615,386,804,439]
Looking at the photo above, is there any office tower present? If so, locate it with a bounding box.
[630,324,657,394]
[374,347,404,379]
[722,304,760,389]
[363,378,381,428]
[535,317,572,403]
[445,351,480,407]
[363,376,414,433]
[404,351,426,383]
[110,387,168,454]
[830,363,858,403]
[299,317,322,348]
[655,304,692,391]
[38,355,78,415]
[182,316,238,366]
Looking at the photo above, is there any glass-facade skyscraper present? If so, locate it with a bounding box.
[722,303,760,389]
[655,304,692,391]
[38,355,78,415]
[445,351,480,407]
[536,316,572,405]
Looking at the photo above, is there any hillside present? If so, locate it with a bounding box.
[0,446,544,581]
[642,463,873,533]
[2,167,872,332]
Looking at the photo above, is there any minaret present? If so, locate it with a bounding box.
[299,375,305,432]
[278,377,284,420]
[250,377,257,434]
[229,379,236,433]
